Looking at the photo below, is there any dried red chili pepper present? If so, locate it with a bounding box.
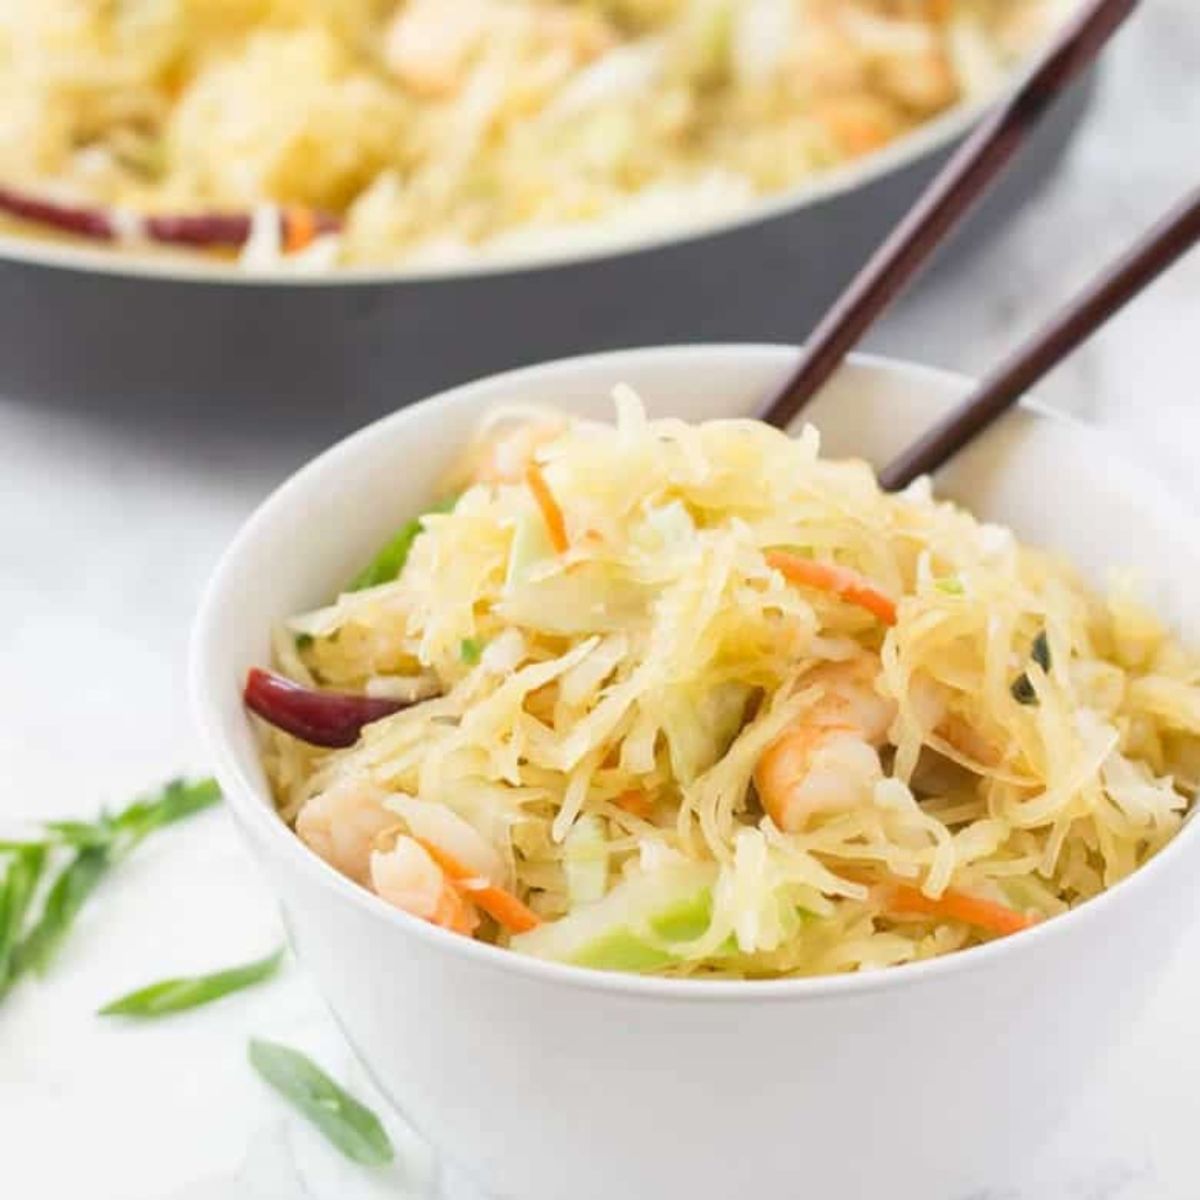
[243,669,409,749]
[0,185,340,252]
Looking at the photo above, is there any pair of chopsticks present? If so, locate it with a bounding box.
[758,0,1200,491]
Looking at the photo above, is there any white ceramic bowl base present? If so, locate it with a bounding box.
[193,347,1200,1200]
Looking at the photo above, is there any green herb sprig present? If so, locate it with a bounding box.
[0,845,47,990]
[16,845,111,978]
[249,1039,394,1166]
[0,777,221,1000]
[100,946,285,1018]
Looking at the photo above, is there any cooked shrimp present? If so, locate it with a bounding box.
[874,45,957,113]
[296,781,394,886]
[388,794,510,887]
[789,7,867,93]
[370,836,481,935]
[755,658,897,832]
[384,0,495,98]
[385,0,612,99]
[811,94,902,157]
[838,6,959,114]
[806,656,897,743]
[910,675,1002,767]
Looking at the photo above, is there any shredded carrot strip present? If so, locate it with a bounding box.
[283,206,318,254]
[525,462,569,554]
[765,549,898,625]
[415,838,542,934]
[614,789,653,819]
[881,882,1036,937]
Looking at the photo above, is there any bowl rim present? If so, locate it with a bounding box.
[191,343,1200,1004]
[1,90,1001,289]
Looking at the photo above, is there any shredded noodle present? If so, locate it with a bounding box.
[260,387,1195,978]
[0,0,1067,265]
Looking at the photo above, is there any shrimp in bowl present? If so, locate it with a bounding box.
[238,379,1197,980]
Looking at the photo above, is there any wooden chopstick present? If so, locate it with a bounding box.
[757,0,1141,432]
[878,185,1200,492]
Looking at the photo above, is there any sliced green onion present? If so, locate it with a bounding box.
[248,1039,394,1166]
[110,777,221,842]
[16,845,111,977]
[0,846,47,995]
[43,819,118,848]
[100,946,285,1018]
[2,778,221,998]
[348,495,459,592]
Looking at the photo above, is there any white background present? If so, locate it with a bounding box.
[2,5,1198,1197]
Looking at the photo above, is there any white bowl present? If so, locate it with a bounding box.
[191,346,1200,1200]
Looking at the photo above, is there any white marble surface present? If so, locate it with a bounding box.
[2,6,1199,1198]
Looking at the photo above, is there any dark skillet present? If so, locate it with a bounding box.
[0,75,1094,431]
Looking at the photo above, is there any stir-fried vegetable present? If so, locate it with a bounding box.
[879,882,1037,938]
[765,550,898,625]
[563,815,609,907]
[525,463,570,554]
[415,839,541,935]
[251,391,1197,980]
[512,862,719,972]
